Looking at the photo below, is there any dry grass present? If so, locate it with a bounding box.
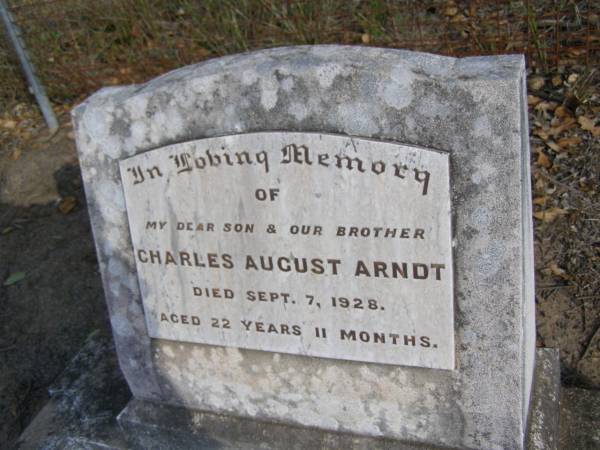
[0,0,598,103]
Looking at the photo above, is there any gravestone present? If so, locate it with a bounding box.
[73,46,540,449]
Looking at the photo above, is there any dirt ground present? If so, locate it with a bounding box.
[0,122,111,448]
[0,67,598,448]
[527,69,600,388]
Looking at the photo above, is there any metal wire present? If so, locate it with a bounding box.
[0,0,57,130]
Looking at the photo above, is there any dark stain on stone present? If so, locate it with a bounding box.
[145,91,174,119]
[462,225,479,241]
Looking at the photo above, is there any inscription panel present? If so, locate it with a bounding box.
[120,132,454,369]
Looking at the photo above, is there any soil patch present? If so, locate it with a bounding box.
[0,161,110,448]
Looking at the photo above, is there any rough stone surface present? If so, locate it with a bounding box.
[560,387,600,450]
[119,348,561,450]
[72,46,535,449]
[525,348,560,450]
[15,331,130,450]
[16,337,561,450]
[118,399,434,450]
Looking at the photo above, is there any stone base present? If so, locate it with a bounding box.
[117,348,561,450]
[118,399,430,450]
[559,387,600,449]
[525,348,561,450]
[16,332,561,450]
[15,330,130,450]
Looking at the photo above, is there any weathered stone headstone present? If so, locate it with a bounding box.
[73,46,539,449]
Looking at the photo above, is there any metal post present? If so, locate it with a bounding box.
[0,0,58,132]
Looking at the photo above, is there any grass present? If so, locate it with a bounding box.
[527,2,548,71]
[0,0,597,104]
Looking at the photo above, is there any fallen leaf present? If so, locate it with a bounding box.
[554,105,572,118]
[553,116,576,134]
[534,177,546,191]
[533,207,568,222]
[361,33,370,44]
[549,262,567,278]
[533,128,549,141]
[1,119,16,129]
[58,196,77,214]
[444,6,458,16]
[578,116,600,137]
[567,73,579,84]
[551,74,562,87]
[537,151,552,168]
[533,196,548,205]
[535,101,558,113]
[3,272,25,286]
[557,136,582,148]
[546,141,561,152]
[528,95,542,107]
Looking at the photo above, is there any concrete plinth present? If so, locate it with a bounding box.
[16,332,561,450]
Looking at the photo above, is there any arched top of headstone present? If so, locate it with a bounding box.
[73,45,525,161]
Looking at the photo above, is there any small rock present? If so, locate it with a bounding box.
[528,76,545,91]
[537,151,552,169]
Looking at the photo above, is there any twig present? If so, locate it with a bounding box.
[579,319,600,361]
[536,169,600,212]
[575,295,600,301]
[537,283,574,289]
